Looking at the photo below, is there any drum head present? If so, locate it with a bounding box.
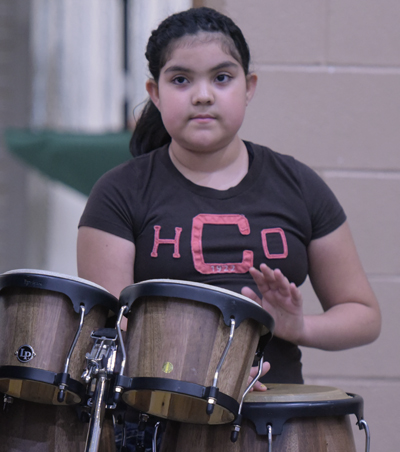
[244,384,352,404]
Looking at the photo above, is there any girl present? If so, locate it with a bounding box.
[78,7,380,386]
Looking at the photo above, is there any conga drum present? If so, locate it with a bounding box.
[0,269,120,451]
[0,397,117,452]
[115,279,274,425]
[0,269,119,406]
[159,384,370,452]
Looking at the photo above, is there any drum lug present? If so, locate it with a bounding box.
[230,415,242,442]
[206,387,219,415]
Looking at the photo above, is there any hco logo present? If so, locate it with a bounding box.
[15,345,36,363]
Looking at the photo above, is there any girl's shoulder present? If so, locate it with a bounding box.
[92,145,170,189]
[247,141,314,180]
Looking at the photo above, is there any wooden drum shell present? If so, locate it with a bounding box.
[0,271,117,405]
[0,398,116,452]
[119,278,274,426]
[123,296,261,425]
[160,385,361,452]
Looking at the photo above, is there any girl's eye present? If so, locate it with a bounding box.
[172,76,188,85]
[215,74,231,83]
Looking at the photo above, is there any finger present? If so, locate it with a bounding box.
[259,264,284,291]
[248,361,271,392]
[251,380,267,392]
[249,361,271,378]
[241,286,261,305]
[272,269,292,296]
[289,283,303,306]
[250,265,278,291]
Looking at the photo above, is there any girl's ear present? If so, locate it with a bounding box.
[245,73,258,106]
[146,79,160,109]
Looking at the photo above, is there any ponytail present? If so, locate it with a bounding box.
[129,100,171,157]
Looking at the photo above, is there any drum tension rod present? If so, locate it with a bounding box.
[206,318,236,415]
[114,305,129,405]
[152,421,162,452]
[231,353,265,443]
[267,424,273,452]
[58,304,86,403]
[358,419,371,452]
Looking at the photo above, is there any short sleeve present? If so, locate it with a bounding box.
[296,161,347,240]
[78,163,136,243]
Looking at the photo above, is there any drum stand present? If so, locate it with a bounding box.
[82,328,118,452]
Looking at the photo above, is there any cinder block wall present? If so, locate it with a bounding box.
[202,0,400,450]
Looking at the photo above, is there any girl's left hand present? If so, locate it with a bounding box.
[247,361,271,392]
[241,263,305,345]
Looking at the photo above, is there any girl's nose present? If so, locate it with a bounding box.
[192,82,214,104]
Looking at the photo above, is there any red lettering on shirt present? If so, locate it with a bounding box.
[151,225,182,258]
[191,214,254,274]
[261,228,288,259]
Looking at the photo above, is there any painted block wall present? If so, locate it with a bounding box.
[202,0,400,449]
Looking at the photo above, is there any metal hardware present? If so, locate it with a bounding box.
[3,394,13,412]
[358,419,371,452]
[57,305,85,402]
[231,354,264,442]
[267,424,272,452]
[82,329,118,385]
[84,373,108,452]
[83,328,119,452]
[152,421,161,452]
[207,318,236,415]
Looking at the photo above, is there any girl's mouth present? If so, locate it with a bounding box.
[191,114,216,123]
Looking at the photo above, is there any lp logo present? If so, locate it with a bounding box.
[15,345,36,363]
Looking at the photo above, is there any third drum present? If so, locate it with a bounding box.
[158,384,371,452]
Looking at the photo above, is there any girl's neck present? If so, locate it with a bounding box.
[168,138,249,190]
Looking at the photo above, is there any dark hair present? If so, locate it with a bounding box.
[130,7,251,156]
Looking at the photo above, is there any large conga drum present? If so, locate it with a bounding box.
[159,384,369,452]
[0,269,119,406]
[116,279,274,425]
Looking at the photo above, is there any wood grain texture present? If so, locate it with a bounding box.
[122,296,261,424]
[0,398,116,452]
[160,414,357,452]
[0,287,109,404]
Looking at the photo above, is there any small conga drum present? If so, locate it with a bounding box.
[159,384,370,452]
[116,279,274,425]
[0,269,120,406]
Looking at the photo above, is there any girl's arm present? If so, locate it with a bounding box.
[77,226,135,299]
[242,221,381,351]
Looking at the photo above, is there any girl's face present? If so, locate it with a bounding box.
[146,33,257,156]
